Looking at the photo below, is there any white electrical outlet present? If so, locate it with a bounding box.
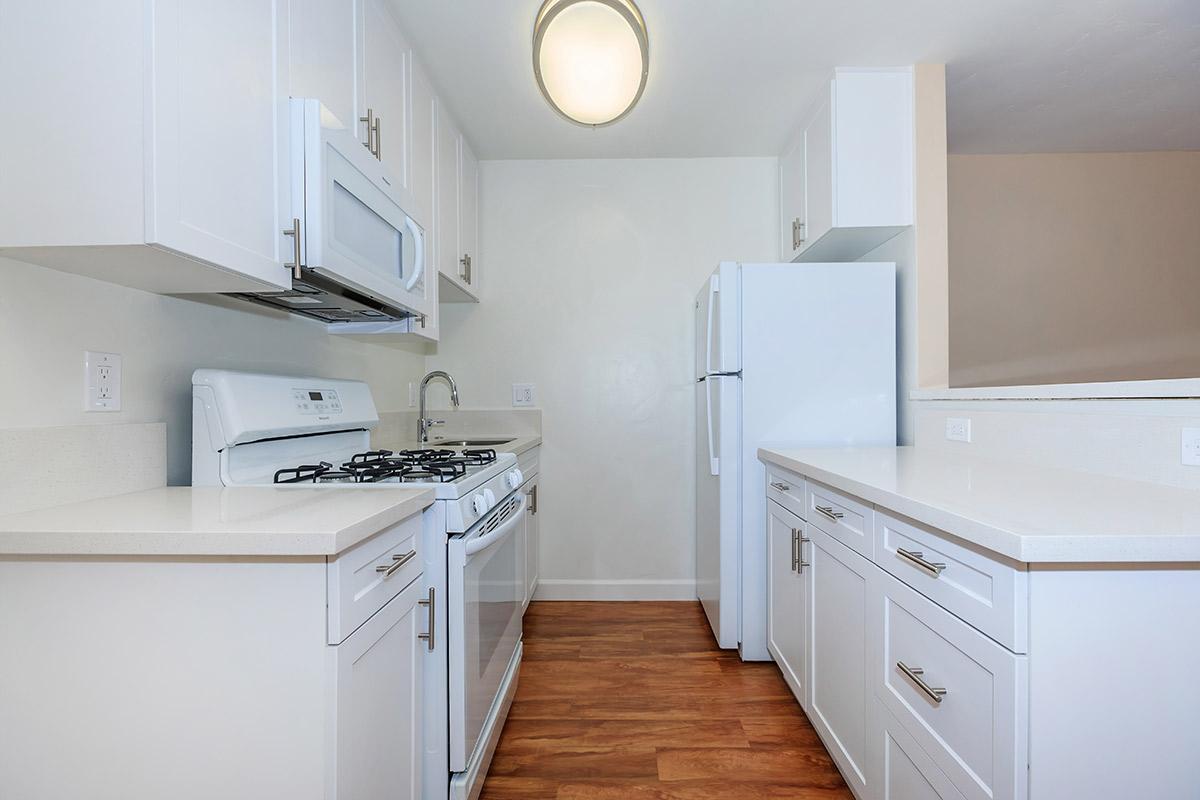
[512,383,535,407]
[408,382,417,408]
[84,351,122,412]
[1182,428,1200,466]
[945,417,972,443]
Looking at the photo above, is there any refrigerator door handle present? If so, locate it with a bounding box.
[705,274,718,375]
[705,376,719,476]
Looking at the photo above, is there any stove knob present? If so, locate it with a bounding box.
[506,468,524,490]
[472,493,488,516]
[483,488,496,507]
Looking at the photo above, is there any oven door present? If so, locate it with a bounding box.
[292,99,433,320]
[447,491,526,772]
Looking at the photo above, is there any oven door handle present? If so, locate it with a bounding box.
[463,493,528,557]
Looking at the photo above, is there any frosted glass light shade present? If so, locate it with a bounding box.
[533,0,649,127]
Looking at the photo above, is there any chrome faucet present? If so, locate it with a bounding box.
[417,371,460,443]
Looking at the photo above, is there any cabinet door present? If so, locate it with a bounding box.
[410,59,437,232]
[869,699,966,800]
[435,103,462,284]
[147,0,291,290]
[808,527,870,798]
[779,131,807,261]
[525,479,540,608]
[330,578,424,800]
[459,137,479,290]
[289,0,357,128]
[360,0,409,185]
[767,500,807,708]
[802,86,834,252]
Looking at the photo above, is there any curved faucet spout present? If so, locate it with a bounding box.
[418,371,461,442]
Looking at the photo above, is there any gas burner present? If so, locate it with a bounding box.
[273,461,334,484]
[460,449,497,465]
[316,470,358,483]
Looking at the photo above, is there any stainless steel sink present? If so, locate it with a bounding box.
[429,438,515,447]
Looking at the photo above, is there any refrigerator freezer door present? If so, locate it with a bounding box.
[694,263,741,378]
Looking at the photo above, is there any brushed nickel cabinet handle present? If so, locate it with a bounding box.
[790,528,798,572]
[459,253,472,284]
[417,587,435,651]
[897,660,947,704]
[282,218,302,280]
[769,481,791,492]
[896,548,946,578]
[815,505,844,522]
[360,108,375,153]
[798,533,810,572]
[372,115,381,160]
[376,549,416,577]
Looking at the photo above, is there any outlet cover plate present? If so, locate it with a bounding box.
[945,417,972,443]
[512,383,535,407]
[1182,428,1200,466]
[84,351,121,412]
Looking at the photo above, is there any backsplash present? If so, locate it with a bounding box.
[373,409,542,448]
[913,398,1200,489]
[0,423,166,515]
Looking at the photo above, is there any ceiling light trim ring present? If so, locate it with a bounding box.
[532,0,650,128]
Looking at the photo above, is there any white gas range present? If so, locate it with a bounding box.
[191,369,523,800]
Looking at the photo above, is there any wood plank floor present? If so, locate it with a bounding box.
[480,601,852,799]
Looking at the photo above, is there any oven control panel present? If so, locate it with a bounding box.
[292,388,342,415]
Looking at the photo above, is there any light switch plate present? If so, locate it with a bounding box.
[1182,428,1200,466]
[84,351,121,412]
[945,417,972,443]
[512,383,535,407]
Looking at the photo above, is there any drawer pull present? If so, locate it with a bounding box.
[815,505,844,522]
[417,587,435,652]
[791,528,798,571]
[897,661,947,704]
[770,481,791,492]
[376,549,417,577]
[896,548,946,577]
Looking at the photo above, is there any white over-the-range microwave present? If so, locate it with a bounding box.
[233,98,433,331]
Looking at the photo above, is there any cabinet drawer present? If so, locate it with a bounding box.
[869,699,966,800]
[875,510,1027,652]
[765,466,806,519]
[873,569,1027,800]
[327,512,422,644]
[805,480,873,557]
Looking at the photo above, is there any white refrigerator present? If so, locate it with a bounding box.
[695,261,896,661]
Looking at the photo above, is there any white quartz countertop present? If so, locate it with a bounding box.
[0,486,434,557]
[758,446,1200,564]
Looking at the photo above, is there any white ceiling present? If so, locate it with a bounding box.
[390,0,1200,159]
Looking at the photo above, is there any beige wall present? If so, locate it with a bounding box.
[948,151,1200,387]
[426,157,778,599]
[0,257,427,484]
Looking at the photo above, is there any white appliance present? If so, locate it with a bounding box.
[695,261,896,661]
[233,99,433,327]
[191,369,523,800]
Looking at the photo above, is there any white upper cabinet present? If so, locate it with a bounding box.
[359,0,410,186]
[0,0,293,293]
[781,67,914,262]
[289,0,358,130]
[436,105,480,303]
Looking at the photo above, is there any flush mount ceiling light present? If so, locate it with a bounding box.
[532,0,649,127]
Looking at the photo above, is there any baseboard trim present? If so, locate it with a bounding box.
[533,579,697,602]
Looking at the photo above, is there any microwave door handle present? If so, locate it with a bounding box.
[463,493,528,557]
[404,215,424,292]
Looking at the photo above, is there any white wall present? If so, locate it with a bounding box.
[948,151,1200,387]
[427,158,778,599]
[0,257,427,484]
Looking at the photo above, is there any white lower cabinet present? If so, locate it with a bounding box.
[869,698,966,800]
[871,569,1025,800]
[807,526,872,798]
[767,499,808,707]
[330,578,425,799]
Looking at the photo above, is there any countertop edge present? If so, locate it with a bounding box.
[0,488,436,558]
[757,447,1200,565]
